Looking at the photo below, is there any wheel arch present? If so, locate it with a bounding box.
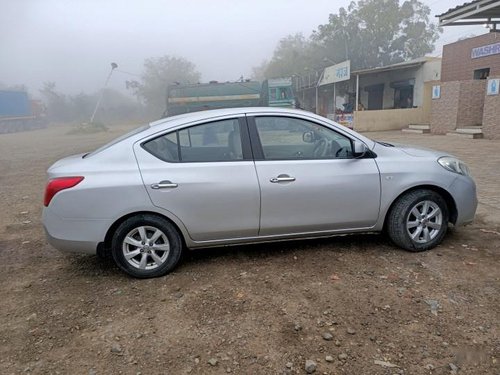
[383,185,458,230]
[100,211,188,255]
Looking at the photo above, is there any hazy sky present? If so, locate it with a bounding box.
[0,0,488,97]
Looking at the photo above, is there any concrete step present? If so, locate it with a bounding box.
[455,127,483,134]
[446,131,484,139]
[457,125,482,129]
[408,124,430,130]
[402,128,430,134]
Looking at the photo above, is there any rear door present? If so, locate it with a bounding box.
[134,116,260,242]
[248,114,381,236]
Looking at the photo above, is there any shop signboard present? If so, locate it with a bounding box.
[487,79,499,96]
[319,60,350,86]
[471,42,500,59]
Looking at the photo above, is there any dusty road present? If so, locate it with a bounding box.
[0,125,498,375]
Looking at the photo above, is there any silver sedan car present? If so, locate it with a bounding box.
[43,108,477,278]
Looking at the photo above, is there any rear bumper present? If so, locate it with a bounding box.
[44,227,98,255]
[449,175,477,226]
[42,208,109,255]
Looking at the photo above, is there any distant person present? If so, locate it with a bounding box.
[294,98,302,109]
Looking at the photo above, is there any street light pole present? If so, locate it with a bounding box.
[315,69,325,115]
[325,29,349,62]
[90,62,118,123]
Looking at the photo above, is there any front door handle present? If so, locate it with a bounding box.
[151,180,178,189]
[270,175,296,183]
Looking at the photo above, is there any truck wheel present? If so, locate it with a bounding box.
[111,214,182,278]
[387,189,449,252]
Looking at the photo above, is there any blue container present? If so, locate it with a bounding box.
[0,90,30,117]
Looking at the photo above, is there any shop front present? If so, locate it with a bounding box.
[316,57,441,131]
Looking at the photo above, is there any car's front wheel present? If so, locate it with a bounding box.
[387,189,449,252]
[111,214,182,278]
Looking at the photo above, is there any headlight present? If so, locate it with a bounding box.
[438,156,470,176]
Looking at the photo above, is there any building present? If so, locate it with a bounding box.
[431,0,500,139]
[349,57,441,132]
[297,57,441,132]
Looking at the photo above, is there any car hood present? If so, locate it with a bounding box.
[384,142,450,158]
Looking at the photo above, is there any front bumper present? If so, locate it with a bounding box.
[449,175,478,226]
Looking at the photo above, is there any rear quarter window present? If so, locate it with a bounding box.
[85,125,149,157]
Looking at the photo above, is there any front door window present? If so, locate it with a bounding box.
[254,116,353,160]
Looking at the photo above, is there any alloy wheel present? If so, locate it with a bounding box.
[122,226,170,270]
[406,200,443,244]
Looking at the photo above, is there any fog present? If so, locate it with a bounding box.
[0,0,488,96]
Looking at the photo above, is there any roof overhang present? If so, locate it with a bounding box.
[350,57,437,76]
[437,0,500,27]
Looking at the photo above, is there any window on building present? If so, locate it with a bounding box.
[394,86,414,108]
[473,68,490,80]
[391,80,415,109]
[269,88,277,100]
[364,84,384,110]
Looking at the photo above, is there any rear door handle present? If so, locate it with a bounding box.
[270,175,296,183]
[151,180,178,189]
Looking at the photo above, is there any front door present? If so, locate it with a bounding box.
[249,115,381,236]
[366,83,384,110]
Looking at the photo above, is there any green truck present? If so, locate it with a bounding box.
[165,78,296,117]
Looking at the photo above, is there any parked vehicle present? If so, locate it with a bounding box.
[260,77,295,108]
[0,90,46,133]
[43,107,477,278]
[165,78,295,116]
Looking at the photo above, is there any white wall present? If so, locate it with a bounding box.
[355,60,441,109]
[422,60,441,82]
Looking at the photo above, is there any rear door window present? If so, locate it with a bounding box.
[143,118,244,162]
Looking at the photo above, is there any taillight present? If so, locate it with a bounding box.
[44,177,84,207]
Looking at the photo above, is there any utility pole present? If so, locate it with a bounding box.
[90,62,118,123]
[315,70,325,115]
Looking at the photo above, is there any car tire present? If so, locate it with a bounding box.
[387,189,449,252]
[111,214,182,278]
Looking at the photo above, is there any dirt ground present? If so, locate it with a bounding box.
[0,124,498,375]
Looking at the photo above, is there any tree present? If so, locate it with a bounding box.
[251,60,269,81]
[256,0,441,80]
[312,0,441,69]
[39,82,146,124]
[39,82,71,122]
[263,34,316,78]
[131,56,201,115]
[260,33,332,80]
[0,82,27,91]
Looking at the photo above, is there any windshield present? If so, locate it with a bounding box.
[84,125,149,157]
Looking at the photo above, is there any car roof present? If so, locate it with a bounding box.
[142,107,375,150]
[149,107,318,128]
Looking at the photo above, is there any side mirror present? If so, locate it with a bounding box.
[353,140,368,157]
[302,131,315,143]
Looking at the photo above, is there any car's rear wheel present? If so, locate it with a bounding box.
[387,189,449,252]
[111,214,182,278]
